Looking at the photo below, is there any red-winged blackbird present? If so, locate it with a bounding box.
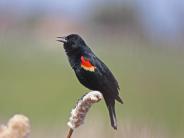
[58,34,123,129]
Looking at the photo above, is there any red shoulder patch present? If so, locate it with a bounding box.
[80,56,96,72]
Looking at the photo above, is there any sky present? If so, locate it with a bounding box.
[0,0,184,40]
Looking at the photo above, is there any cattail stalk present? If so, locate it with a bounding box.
[67,91,103,138]
[66,128,73,138]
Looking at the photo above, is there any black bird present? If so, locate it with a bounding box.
[57,34,123,129]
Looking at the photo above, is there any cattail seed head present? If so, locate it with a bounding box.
[0,114,30,138]
[67,91,103,130]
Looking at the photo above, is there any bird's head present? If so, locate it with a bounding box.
[57,34,86,51]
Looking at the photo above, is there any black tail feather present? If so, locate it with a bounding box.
[108,104,117,130]
[116,95,123,104]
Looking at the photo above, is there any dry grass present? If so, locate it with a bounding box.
[30,118,170,138]
[2,115,183,138]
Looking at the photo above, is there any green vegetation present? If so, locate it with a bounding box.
[0,35,184,137]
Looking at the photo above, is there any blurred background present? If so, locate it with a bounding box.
[0,0,184,137]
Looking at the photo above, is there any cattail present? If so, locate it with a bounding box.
[67,91,103,138]
[0,114,30,138]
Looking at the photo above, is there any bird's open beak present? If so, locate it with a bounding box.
[57,36,67,43]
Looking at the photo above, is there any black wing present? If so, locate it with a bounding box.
[90,55,123,129]
[78,53,123,129]
[89,54,123,103]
